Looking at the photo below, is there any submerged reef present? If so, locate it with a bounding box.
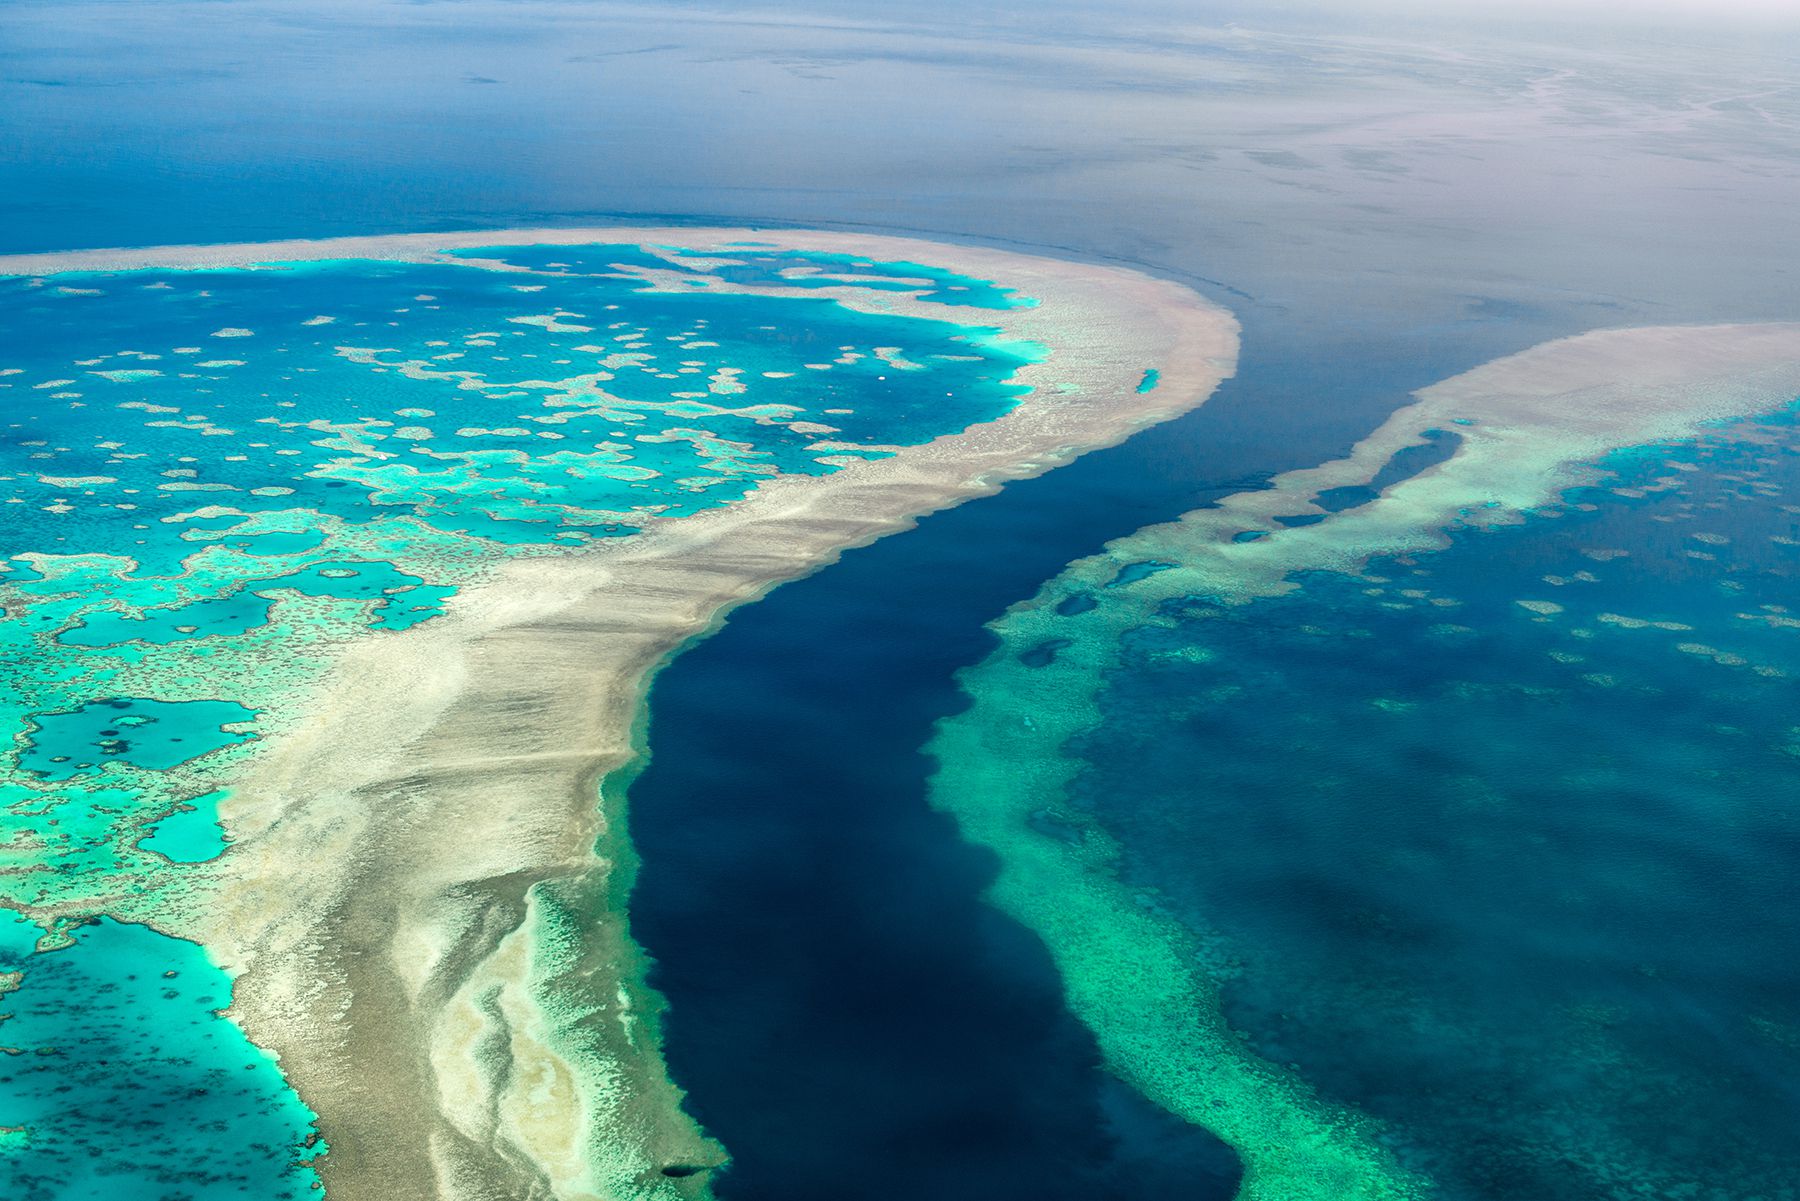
[929,323,1800,1200]
[0,229,1237,1199]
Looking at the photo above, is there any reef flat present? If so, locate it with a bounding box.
[0,228,1237,1199]
[928,323,1800,1201]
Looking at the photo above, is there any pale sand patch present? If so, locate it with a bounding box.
[4,228,1238,1201]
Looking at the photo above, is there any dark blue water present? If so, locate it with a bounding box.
[623,313,1557,1198]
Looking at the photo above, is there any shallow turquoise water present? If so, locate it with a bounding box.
[681,250,1037,309]
[137,792,229,863]
[1,252,1033,561]
[19,698,258,779]
[0,914,324,1201]
[1055,413,1800,1198]
[0,242,1041,1195]
[61,561,455,645]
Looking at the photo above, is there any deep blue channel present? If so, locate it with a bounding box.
[623,303,1557,1199]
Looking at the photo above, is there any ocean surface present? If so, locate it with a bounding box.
[3,2,1798,1199]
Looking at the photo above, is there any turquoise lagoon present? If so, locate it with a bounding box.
[936,406,1800,1199]
[0,242,1042,1196]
